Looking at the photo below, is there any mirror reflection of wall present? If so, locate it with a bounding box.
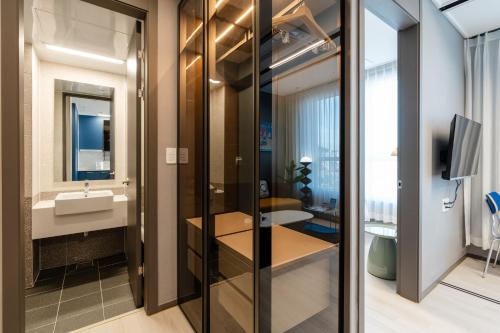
[54,80,115,182]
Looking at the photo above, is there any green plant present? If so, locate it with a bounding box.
[281,160,305,184]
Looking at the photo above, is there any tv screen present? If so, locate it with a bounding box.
[442,114,482,180]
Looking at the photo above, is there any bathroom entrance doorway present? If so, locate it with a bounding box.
[1,0,157,331]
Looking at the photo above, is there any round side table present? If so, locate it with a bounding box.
[365,224,397,280]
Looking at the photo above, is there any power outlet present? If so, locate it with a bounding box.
[442,198,450,212]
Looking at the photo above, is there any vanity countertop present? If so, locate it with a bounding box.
[33,194,127,209]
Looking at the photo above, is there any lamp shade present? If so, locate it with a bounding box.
[300,156,312,163]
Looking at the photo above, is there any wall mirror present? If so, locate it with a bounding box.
[54,79,115,182]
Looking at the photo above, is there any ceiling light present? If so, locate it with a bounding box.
[46,44,125,65]
[186,55,201,70]
[236,5,254,24]
[209,78,221,84]
[215,5,254,43]
[269,39,326,69]
[215,25,235,43]
[186,23,203,45]
[215,0,226,9]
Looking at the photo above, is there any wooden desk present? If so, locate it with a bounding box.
[260,197,302,212]
[217,225,333,269]
[186,211,253,236]
[215,225,335,333]
[186,211,336,333]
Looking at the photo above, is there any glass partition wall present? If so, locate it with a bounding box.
[178,0,343,331]
[178,0,204,332]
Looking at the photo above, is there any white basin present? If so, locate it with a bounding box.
[55,190,114,216]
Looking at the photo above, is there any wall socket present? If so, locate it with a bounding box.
[442,198,450,212]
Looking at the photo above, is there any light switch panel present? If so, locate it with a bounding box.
[166,148,177,164]
[179,148,189,164]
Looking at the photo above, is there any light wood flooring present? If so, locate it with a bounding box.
[365,233,500,333]
[75,306,194,333]
[76,236,500,333]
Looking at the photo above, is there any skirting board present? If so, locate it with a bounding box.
[420,255,466,300]
[467,252,500,264]
[148,299,178,315]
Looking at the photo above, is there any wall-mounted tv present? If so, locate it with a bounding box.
[442,114,482,180]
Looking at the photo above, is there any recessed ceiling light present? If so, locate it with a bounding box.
[46,44,125,65]
[186,55,202,70]
[215,5,254,43]
[269,39,327,69]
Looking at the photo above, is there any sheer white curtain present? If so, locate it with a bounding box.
[273,82,341,206]
[364,62,398,223]
[464,30,500,249]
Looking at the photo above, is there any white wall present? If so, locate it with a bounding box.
[37,61,127,193]
[157,0,178,305]
[32,49,40,201]
[420,0,466,292]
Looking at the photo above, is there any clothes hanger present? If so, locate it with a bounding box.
[272,1,336,49]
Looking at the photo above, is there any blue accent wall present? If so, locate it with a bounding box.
[78,115,104,150]
[77,171,111,180]
[71,103,79,181]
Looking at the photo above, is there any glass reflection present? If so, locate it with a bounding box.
[208,0,255,331]
[178,0,204,331]
[259,0,341,332]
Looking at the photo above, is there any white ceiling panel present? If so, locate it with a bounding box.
[26,0,136,75]
[263,55,340,96]
[433,0,500,38]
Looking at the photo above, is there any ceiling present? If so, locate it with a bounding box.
[364,9,397,69]
[265,55,340,96]
[72,97,111,117]
[26,0,137,75]
[432,0,500,38]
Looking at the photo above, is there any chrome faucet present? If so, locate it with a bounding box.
[84,181,90,197]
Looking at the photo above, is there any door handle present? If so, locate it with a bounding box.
[398,180,403,189]
[123,178,130,186]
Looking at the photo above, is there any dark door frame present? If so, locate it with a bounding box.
[1,1,25,332]
[343,0,359,332]
[358,0,421,331]
[1,1,160,331]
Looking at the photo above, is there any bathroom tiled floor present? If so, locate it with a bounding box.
[25,253,136,333]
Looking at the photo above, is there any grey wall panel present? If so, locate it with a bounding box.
[366,0,420,30]
[397,24,420,302]
[395,0,420,20]
[420,0,466,294]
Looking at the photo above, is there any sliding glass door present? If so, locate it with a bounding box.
[178,0,204,331]
[257,0,342,331]
[178,0,345,331]
[207,0,255,331]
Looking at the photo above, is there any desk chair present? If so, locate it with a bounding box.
[483,192,500,277]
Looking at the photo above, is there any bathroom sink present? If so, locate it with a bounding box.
[55,190,114,216]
